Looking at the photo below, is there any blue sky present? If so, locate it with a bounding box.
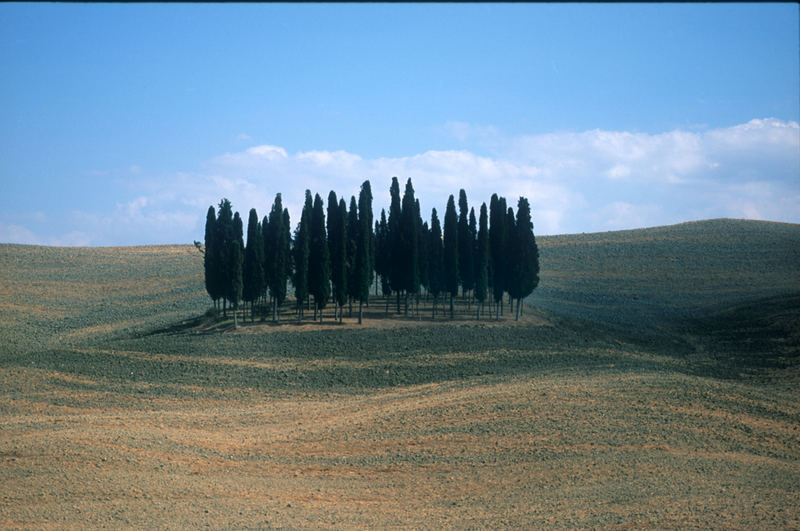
[1,3,798,246]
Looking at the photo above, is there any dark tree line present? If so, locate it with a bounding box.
[203,178,539,326]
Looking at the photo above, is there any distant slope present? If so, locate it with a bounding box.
[533,219,800,331]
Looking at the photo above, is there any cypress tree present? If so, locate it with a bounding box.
[489,194,507,319]
[428,208,444,319]
[458,189,474,299]
[294,191,312,320]
[346,195,359,316]
[374,209,391,300]
[387,177,403,313]
[355,180,373,324]
[203,205,222,311]
[308,193,330,322]
[361,180,374,303]
[243,208,264,322]
[228,211,244,329]
[262,207,274,311]
[443,194,459,318]
[419,215,429,307]
[331,198,348,322]
[215,198,234,317]
[265,194,286,322]
[327,191,345,322]
[508,197,540,321]
[506,205,516,312]
[400,178,419,316]
[475,203,489,320]
[273,207,290,323]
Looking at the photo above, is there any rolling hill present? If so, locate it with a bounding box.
[1,218,798,528]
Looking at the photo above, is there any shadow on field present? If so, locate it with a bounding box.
[679,292,800,379]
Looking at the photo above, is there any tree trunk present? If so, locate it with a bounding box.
[339,304,343,324]
[358,300,363,325]
[449,293,455,319]
[396,291,401,314]
[404,292,409,317]
[385,295,390,316]
[319,303,323,323]
[515,298,521,321]
[233,304,238,329]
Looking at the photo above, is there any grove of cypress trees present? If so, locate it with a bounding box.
[308,193,330,322]
[475,203,489,320]
[508,197,540,321]
[243,208,264,322]
[294,191,312,320]
[443,194,459,319]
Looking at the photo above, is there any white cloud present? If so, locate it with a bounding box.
[5,118,796,246]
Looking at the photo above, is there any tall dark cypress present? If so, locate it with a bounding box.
[228,211,244,328]
[387,177,403,312]
[293,191,312,320]
[332,198,348,321]
[308,193,330,322]
[327,191,346,322]
[346,195,359,316]
[418,207,429,305]
[443,194,459,318]
[400,179,419,316]
[215,198,234,317]
[262,206,275,310]
[489,194,507,319]
[374,209,391,301]
[428,208,444,319]
[506,205,516,311]
[274,207,290,322]
[267,195,288,322]
[203,205,222,310]
[474,203,489,319]
[508,197,540,321]
[242,208,264,321]
[458,189,474,298]
[355,180,373,324]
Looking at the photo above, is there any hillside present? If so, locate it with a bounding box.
[1,219,798,528]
